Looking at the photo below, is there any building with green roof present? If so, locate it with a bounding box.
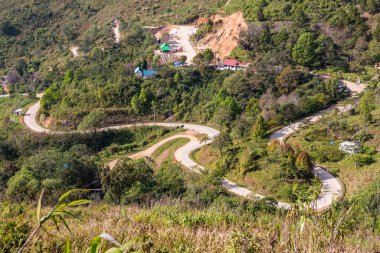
[160,43,171,53]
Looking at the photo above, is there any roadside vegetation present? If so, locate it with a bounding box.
[151,137,190,166]
[1,0,380,252]
[288,95,380,198]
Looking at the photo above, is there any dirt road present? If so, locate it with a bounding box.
[106,133,196,169]
[170,26,197,64]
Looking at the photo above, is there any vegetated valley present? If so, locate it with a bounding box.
[0,0,379,252]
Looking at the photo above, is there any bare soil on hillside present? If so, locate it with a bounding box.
[196,12,247,59]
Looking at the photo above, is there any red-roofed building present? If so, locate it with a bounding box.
[217,59,245,70]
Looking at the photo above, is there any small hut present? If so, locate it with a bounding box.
[160,43,172,53]
[14,108,23,116]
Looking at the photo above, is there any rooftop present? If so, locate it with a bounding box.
[160,43,172,51]
[223,59,241,67]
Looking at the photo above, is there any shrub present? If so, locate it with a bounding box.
[0,162,18,191]
[101,158,155,204]
[315,146,345,163]
[155,162,186,197]
[354,153,375,166]
[355,131,374,144]
[78,109,107,130]
[275,66,301,94]
[6,168,39,201]
[0,221,30,252]
[239,149,260,174]
[251,115,268,139]
[295,151,314,178]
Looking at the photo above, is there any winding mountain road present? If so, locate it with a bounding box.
[23,98,346,212]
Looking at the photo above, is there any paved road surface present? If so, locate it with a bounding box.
[23,99,346,211]
[270,104,353,143]
[0,93,28,98]
[106,133,196,169]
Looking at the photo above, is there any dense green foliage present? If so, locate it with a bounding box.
[0,0,225,74]
[0,124,180,202]
[225,0,380,73]
[0,1,379,252]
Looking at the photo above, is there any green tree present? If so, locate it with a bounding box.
[259,24,272,51]
[222,96,241,118]
[368,39,380,62]
[179,55,187,64]
[295,151,314,178]
[324,78,346,101]
[0,21,21,36]
[193,49,214,71]
[15,59,28,76]
[173,71,181,83]
[275,66,300,94]
[131,88,151,114]
[78,110,107,130]
[251,115,268,139]
[292,32,324,68]
[213,132,232,155]
[40,83,60,113]
[245,97,261,118]
[155,162,186,197]
[360,90,375,124]
[6,168,39,201]
[101,158,155,204]
[203,48,214,62]
[292,8,309,29]
[63,70,74,85]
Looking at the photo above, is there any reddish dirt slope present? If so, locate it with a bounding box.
[197,12,247,59]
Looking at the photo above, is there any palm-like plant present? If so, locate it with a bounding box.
[17,188,93,253]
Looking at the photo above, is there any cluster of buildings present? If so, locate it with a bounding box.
[134,56,248,79]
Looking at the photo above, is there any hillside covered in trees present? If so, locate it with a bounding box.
[0,0,380,252]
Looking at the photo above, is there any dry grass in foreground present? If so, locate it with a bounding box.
[3,197,379,253]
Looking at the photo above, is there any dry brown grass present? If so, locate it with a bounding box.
[6,200,378,253]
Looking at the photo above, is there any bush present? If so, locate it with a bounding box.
[6,148,99,202]
[101,158,155,204]
[0,162,18,191]
[6,168,39,201]
[314,146,345,163]
[183,171,225,207]
[295,151,314,178]
[355,131,374,144]
[155,162,186,197]
[239,149,260,174]
[78,109,107,130]
[354,153,375,166]
[0,221,30,252]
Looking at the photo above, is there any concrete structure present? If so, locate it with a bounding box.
[339,141,361,154]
